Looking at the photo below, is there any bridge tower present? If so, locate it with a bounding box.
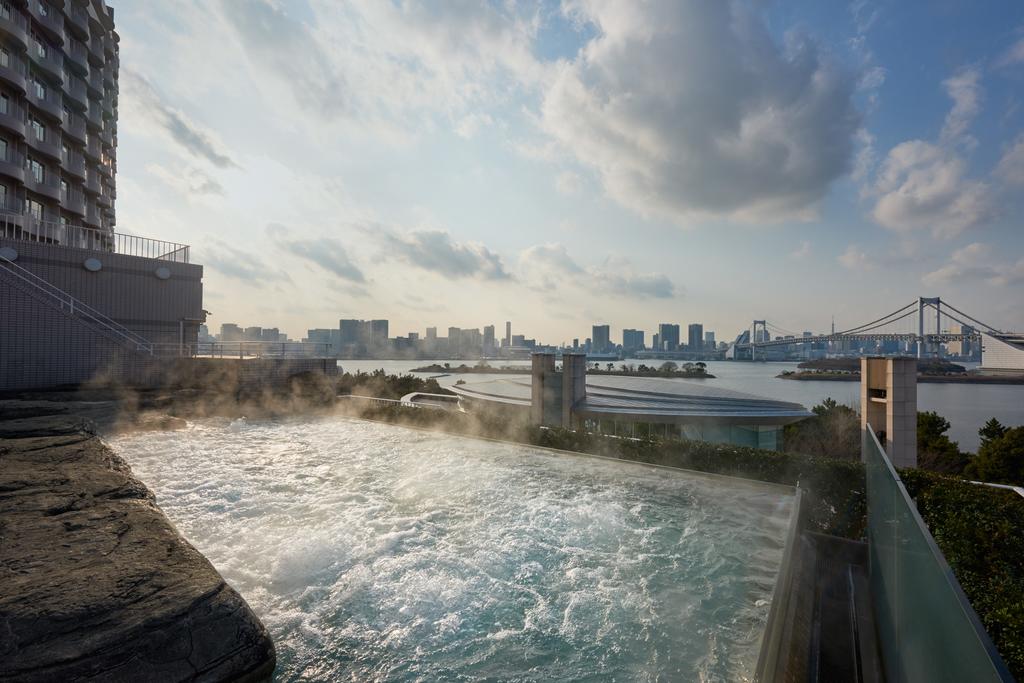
[751,320,767,361]
[917,297,942,358]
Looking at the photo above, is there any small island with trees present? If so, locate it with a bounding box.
[778,358,1024,384]
[411,360,715,379]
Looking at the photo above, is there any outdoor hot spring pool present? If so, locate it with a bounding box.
[110,417,795,682]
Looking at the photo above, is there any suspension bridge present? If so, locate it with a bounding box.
[732,297,1024,360]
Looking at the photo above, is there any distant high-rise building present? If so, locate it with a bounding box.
[572,338,579,350]
[592,325,611,353]
[220,323,243,342]
[704,331,715,349]
[622,328,644,353]
[244,326,263,342]
[658,324,680,351]
[511,334,526,347]
[652,333,660,351]
[483,325,495,353]
[688,323,704,352]
[426,327,437,341]
[505,321,512,347]
[261,328,280,342]
[339,319,361,345]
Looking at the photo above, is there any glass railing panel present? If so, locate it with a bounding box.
[864,428,1012,683]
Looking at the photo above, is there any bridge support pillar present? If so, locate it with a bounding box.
[861,357,917,468]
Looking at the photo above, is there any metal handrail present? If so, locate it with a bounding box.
[1,213,191,263]
[0,250,154,354]
[167,341,335,359]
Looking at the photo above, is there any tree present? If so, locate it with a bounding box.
[783,398,860,460]
[607,363,615,372]
[964,427,1024,486]
[659,361,678,374]
[695,361,707,370]
[979,418,1008,448]
[917,411,969,475]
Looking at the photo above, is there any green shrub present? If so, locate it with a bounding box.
[900,469,1024,680]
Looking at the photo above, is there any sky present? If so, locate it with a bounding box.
[112,0,1024,344]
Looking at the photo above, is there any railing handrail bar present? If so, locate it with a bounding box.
[865,425,1014,681]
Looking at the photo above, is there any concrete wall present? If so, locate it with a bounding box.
[861,357,917,468]
[981,333,1024,374]
[1,239,203,391]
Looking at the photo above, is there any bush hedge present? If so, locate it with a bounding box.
[899,469,1024,679]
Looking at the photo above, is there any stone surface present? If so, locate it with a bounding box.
[0,408,275,682]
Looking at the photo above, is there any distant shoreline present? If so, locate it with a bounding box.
[778,372,1024,385]
[411,363,716,379]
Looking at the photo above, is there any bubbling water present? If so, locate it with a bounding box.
[111,417,794,682]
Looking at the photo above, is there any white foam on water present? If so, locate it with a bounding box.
[110,417,794,682]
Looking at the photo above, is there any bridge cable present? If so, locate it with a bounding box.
[832,301,918,335]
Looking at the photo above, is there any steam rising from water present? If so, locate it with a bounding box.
[111,418,793,682]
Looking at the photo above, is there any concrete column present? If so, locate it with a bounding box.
[861,356,917,467]
[560,353,587,428]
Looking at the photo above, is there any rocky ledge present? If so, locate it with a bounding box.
[0,407,276,682]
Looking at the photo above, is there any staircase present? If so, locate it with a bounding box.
[0,251,154,355]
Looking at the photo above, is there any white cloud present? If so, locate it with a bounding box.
[791,241,812,259]
[838,244,875,271]
[995,134,1024,186]
[378,228,512,281]
[519,243,675,298]
[996,36,1024,68]
[939,67,981,147]
[555,171,582,196]
[145,164,225,200]
[535,1,861,224]
[923,243,1024,287]
[871,141,993,238]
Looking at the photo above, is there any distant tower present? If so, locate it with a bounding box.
[505,321,512,347]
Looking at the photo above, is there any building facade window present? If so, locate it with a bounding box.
[28,158,43,183]
[38,2,49,17]
[1,137,7,159]
[33,79,45,100]
[31,118,44,141]
[59,178,67,198]
[32,33,47,60]
[0,184,7,209]
[0,47,8,68]
[0,93,8,115]
[27,198,43,220]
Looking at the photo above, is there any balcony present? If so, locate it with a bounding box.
[83,133,99,160]
[62,147,85,179]
[85,99,102,130]
[0,97,25,137]
[87,31,103,65]
[60,183,86,216]
[64,1,89,40]
[62,108,86,144]
[65,37,88,74]
[26,127,62,161]
[63,73,87,108]
[0,1,29,50]
[99,125,112,145]
[83,68,101,98]
[28,1,64,45]
[83,169,100,195]
[25,80,63,120]
[96,185,111,208]
[102,62,113,88]
[24,165,62,201]
[28,41,64,82]
[96,158,111,178]
[0,48,27,93]
[84,200,100,226]
[0,146,25,183]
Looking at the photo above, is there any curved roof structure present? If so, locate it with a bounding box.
[449,375,812,424]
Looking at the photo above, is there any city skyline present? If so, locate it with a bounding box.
[113,1,1024,340]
